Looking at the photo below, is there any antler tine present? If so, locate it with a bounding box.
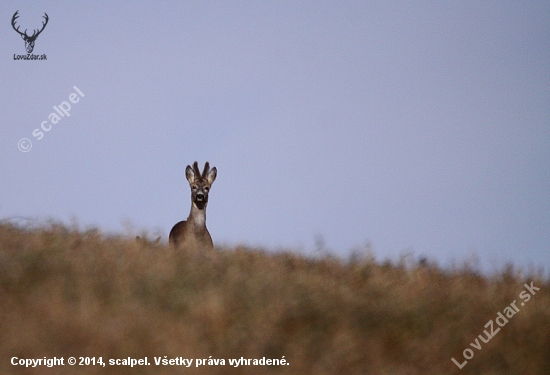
[202,162,210,179]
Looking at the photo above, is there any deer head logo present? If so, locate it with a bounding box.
[11,11,49,54]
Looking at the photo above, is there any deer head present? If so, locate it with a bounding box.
[186,161,217,210]
[12,11,49,54]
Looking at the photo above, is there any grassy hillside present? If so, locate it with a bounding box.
[0,222,548,374]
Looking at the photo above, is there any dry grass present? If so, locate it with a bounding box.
[0,221,549,374]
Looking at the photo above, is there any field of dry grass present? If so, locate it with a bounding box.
[0,221,549,374]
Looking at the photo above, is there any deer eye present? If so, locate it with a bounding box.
[192,185,197,190]
[204,187,209,191]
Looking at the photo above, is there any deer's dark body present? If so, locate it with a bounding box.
[169,219,213,249]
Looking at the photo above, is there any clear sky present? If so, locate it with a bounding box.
[1,1,549,273]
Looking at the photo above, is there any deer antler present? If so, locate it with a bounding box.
[202,162,210,179]
[192,161,201,179]
[11,11,26,37]
[30,13,49,39]
[11,11,49,40]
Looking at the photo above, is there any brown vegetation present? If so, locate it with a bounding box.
[0,222,549,374]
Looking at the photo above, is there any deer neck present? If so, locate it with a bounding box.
[188,202,207,231]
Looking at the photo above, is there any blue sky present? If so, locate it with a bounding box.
[1,1,549,273]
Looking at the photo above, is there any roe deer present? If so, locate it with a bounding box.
[169,161,217,249]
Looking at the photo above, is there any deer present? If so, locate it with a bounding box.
[169,161,217,250]
[11,11,49,54]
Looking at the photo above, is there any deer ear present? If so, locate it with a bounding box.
[206,167,217,185]
[185,165,195,183]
